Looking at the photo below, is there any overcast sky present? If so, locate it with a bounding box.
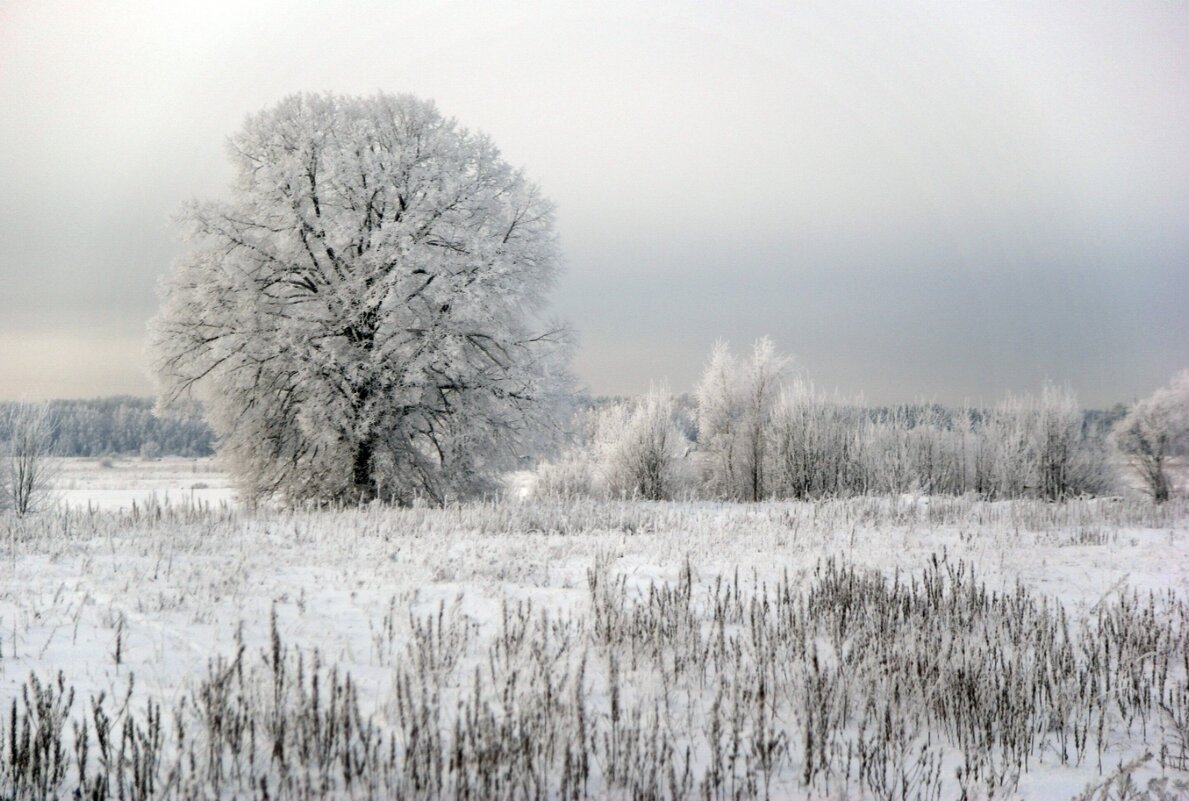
[1,1,1186,406]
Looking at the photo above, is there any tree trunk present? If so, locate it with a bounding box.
[352,439,376,502]
[1152,457,1169,503]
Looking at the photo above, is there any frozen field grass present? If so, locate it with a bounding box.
[1,462,1187,799]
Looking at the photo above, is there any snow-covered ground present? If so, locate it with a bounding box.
[2,460,1187,799]
[52,455,236,511]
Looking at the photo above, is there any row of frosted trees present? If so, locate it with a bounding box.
[537,340,1183,503]
[0,396,215,457]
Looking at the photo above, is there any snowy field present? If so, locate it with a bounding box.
[53,456,236,511]
[1,461,1187,799]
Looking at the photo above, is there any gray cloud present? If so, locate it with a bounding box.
[1,1,1186,405]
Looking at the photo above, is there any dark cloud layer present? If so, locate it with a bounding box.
[1,1,1186,405]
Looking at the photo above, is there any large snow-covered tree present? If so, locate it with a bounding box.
[150,93,570,504]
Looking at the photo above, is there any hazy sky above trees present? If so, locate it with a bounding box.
[1,1,1185,405]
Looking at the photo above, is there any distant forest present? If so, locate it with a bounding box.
[0,395,1129,460]
[594,394,1129,447]
[0,396,213,457]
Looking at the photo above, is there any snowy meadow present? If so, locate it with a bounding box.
[2,3,1187,797]
[2,463,1187,800]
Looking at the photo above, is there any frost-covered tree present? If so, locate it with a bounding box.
[1112,371,1189,502]
[534,388,689,501]
[694,338,789,500]
[975,393,1034,499]
[1034,383,1085,500]
[150,93,570,504]
[694,342,741,499]
[739,338,789,501]
[769,379,864,498]
[975,384,1113,500]
[598,386,688,501]
[1,402,56,516]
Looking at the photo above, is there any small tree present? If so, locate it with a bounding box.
[739,338,789,501]
[694,338,788,500]
[976,393,1036,499]
[770,379,865,499]
[1,402,56,516]
[694,341,741,499]
[973,384,1114,500]
[1112,371,1189,502]
[1034,383,1085,500]
[598,386,688,500]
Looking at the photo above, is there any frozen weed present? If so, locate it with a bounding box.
[3,548,1186,799]
[1,496,1186,799]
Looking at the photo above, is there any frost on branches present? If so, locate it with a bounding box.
[695,338,789,501]
[1113,370,1189,502]
[150,93,570,505]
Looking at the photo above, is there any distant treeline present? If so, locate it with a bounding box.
[580,393,1129,449]
[0,393,1134,464]
[0,396,213,457]
[537,340,1150,503]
